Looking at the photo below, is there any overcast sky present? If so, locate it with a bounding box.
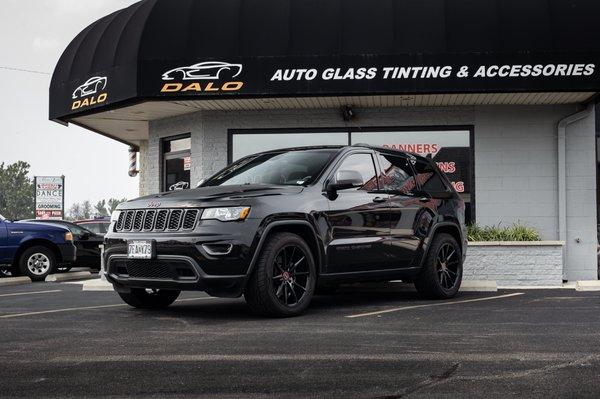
[0,0,140,211]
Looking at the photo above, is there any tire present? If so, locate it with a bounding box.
[244,232,316,317]
[19,246,57,282]
[118,288,180,309]
[414,233,463,299]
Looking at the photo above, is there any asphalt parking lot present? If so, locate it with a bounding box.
[1,282,600,398]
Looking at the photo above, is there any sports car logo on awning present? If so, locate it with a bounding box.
[162,61,242,81]
[72,76,108,99]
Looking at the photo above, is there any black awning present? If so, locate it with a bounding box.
[50,0,600,121]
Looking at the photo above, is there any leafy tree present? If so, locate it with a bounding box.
[67,203,83,221]
[108,198,128,213]
[0,161,34,220]
[81,200,92,220]
[95,200,108,216]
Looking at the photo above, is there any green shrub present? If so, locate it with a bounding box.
[467,223,541,242]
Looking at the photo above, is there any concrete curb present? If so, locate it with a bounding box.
[499,285,568,290]
[82,279,114,292]
[576,280,600,291]
[45,271,93,282]
[0,277,32,287]
[460,280,498,292]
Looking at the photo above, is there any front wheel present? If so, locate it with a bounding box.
[244,233,316,317]
[414,233,463,299]
[118,288,180,309]
[19,246,57,281]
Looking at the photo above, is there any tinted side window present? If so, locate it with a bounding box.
[413,159,449,193]
[377,154,417,194]
[335,153,378,191]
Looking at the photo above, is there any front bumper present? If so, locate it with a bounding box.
[103,219,260,297]
[105,254,247,298]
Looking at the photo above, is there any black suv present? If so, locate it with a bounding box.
[104,145,467,317]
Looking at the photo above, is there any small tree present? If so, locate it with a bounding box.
[81,200,92,220]
[95,200,108,216]
[0,161,35,220]
[67,203,83,221]
[107,198,127,213]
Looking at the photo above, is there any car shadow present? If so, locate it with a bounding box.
[144,283,432,321]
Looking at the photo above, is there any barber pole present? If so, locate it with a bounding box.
[128,147,139,177]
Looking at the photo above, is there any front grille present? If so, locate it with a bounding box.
[143,210,156,230]
[116,212,126,230]
[168,209,183,230]
[123,211,134,231]
[155,210,169,231]
[110,258,197,280]
[132,210,144,231]
[114,208,200,233]
[182,210,199,229]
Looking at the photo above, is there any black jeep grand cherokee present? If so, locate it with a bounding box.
[104,145,467,317]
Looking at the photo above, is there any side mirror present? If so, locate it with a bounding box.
[326,170,364,199]
[196,179,206,188]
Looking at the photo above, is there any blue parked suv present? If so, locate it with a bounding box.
[0,213,77,281]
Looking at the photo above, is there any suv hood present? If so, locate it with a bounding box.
[120,184,304,209]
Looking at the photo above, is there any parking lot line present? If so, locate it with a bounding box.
[0,296,215,319]
[0,289,62,298]
[346,292,524,319]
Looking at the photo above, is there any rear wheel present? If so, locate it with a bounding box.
[414,233,463,299]
[19,246,57,282]
[244,233,316,317]
[118,288,181,309]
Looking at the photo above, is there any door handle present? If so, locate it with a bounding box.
[372,197,387,203]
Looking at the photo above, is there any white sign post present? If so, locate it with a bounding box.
[34,176,65,220]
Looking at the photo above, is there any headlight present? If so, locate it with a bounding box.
[65,232,74,242]
[110,210,121,223]
[201,207,251,222]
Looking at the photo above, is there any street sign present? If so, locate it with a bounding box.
[34,176,65,220]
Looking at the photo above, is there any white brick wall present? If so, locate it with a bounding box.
[144,104,598,282]
[464,244,564,286]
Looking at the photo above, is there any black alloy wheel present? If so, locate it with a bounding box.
[272,245,311,307]
[436,242,460,290]
[245,232,316,317]
[414,233,463,299]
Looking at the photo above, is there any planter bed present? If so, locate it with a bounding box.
[464,241,565,287]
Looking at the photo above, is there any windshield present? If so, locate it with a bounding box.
[203,149,339,187]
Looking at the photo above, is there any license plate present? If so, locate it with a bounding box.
[127,240,154,259]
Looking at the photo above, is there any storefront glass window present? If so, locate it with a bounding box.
[231,132,347,161]
[230,128,474,223]
[162,135,191,191]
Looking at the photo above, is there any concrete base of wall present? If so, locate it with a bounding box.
[464,242,565,287]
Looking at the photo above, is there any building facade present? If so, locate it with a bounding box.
[50,0,600,282]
